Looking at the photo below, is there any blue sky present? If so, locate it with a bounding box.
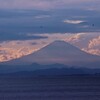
[0,0,100,41]
[0,8,100,40]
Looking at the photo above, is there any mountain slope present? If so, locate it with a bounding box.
[1,41,100,68]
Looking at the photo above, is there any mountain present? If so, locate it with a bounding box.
[1,67,100,76]
[0,40,100,68]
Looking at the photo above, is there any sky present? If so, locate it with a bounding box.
[0,0,100,62]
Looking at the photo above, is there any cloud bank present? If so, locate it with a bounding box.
[65,33,100,56]
[0,32,100,62]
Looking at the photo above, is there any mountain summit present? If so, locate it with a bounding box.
[1,40,100,68]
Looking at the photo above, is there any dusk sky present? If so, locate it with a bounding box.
[0,0,100,62]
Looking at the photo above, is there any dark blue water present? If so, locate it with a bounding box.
[0,76,100,100]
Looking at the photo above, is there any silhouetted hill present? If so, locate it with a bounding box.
[1,66,100,76]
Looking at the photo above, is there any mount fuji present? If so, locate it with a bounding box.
[1,40,100,68]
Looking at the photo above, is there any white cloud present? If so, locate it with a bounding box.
[34,15,50,19]
[63,20,85,24]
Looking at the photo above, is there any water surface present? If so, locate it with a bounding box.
[0,76,100,100]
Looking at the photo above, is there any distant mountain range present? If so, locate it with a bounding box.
[1,67,100,76]
[0,40,100,74]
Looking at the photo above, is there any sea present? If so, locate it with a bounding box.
[0,75,100,100]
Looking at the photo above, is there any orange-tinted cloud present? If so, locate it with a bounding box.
[0,32,100,62]
[65,32,100,56]
[88,36,100,49]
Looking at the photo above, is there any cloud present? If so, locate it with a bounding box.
[0,40,38,62]
[85,36,100,55]
[65,33,85,43]
[65,32,100,56]
[30,42,37,45]
[82,48,100,56]
[0,33,48,42]
[0,0,99,10]
[34,15,50,19]
[88,36,100,49]
[63,20,85,24]
[0,47,36,62]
